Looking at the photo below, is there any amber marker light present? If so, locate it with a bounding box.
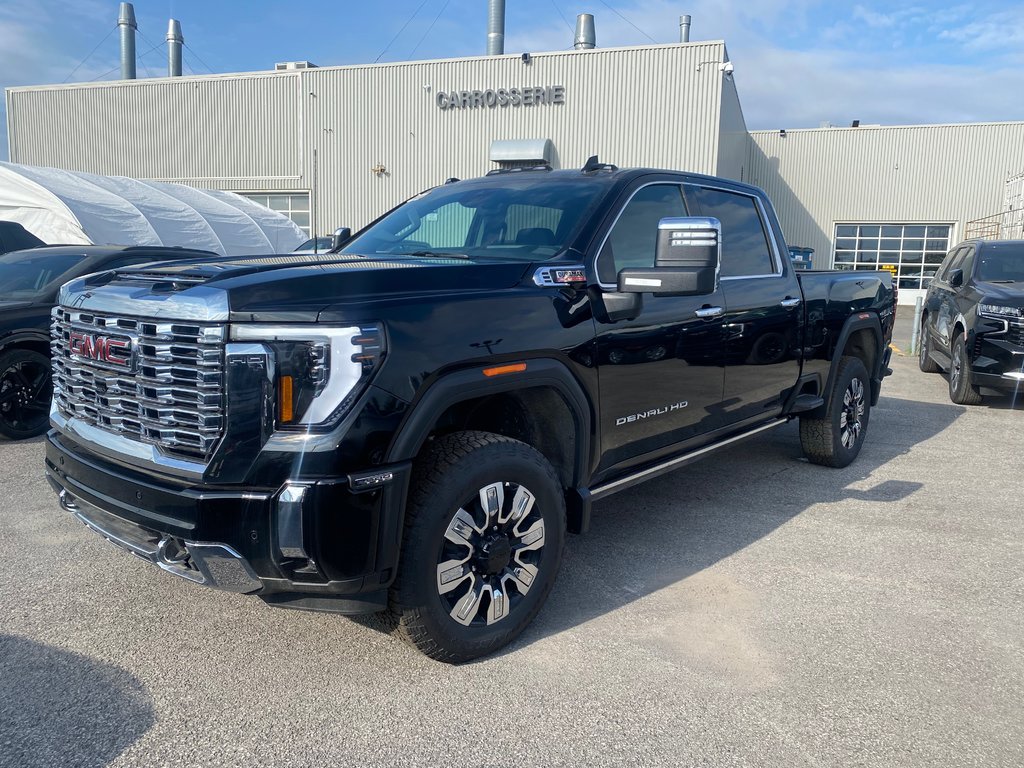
[482,362,527,377]
[279,375,295,422]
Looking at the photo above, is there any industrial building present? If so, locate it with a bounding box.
[5,5,1024,304]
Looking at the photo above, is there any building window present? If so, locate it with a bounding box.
[238,192,311,236]
[832,223,952,290]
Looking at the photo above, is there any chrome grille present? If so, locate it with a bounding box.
[51,307,226,460]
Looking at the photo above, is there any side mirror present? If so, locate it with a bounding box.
[948,268,964,288]
[330,227,352,252]
[617,217,720,296]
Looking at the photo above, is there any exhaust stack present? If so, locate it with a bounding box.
[487,0,505,55]
[118,2,137,79]
[680,14,691,42]
[574,13,596,49]
[167,19,184,77]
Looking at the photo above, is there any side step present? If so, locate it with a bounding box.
[590,419,788,501]
[789,394,825,413]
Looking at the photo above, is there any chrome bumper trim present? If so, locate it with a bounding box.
[57,487,262,594]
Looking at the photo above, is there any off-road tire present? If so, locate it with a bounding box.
[800,355,871,468]
[389,430,566,663]
[918,319,940,373]
[0,349,52,441]
[948,333,983,405]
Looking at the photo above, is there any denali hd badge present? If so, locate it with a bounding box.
[616,401,688,426]
[69,331,134,369]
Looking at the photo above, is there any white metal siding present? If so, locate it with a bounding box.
[7,42,728,235]
[748,123,1024,268]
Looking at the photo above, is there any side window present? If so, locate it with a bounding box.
[937,247,966,282]
[958,247,976,281]
[685,186,776,277]
[598,184,686,283]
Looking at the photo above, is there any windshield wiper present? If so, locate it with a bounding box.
[405,251,470,259]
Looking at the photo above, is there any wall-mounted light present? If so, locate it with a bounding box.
[779,129,787,137]
[522,52,532,64]
[422,84,431,91]
[371,163,387,176]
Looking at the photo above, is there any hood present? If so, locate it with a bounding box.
[977,280,1024,308]
[58,253,535,320]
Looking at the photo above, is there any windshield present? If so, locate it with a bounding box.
[976,246,1024,282]
[341,177,607,261]
[295,237,332,252]
[0,251,86,300]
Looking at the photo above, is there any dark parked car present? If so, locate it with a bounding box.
[0,221,45,255]
[0,245,215,439]
[919,239,1024,403]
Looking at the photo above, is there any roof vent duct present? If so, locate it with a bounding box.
[275,61,318,71]
[489,138,555,169]
[574,13,596,50]
[680,14,691,43]
[117,2,137,80]
[487,0,505,55]
[166,19,183,77]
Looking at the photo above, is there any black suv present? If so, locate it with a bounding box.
[919,239,1024,403]
[0,245,215,439]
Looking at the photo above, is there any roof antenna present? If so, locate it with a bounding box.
[582,155,618,173]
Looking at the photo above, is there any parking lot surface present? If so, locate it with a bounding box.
[1,348,1022,768]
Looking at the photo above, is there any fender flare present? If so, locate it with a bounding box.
[0,330,51,355]
[816,313,884,413]
[385,357,594,489]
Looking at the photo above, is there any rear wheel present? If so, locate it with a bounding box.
[800,356,871,468]
[918,319,940,373]
[0,349,52,440]
[948,333,983,405]
[389,431,565,663]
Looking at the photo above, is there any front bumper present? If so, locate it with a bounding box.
[971,334,1024,392]
[45,430,411,614]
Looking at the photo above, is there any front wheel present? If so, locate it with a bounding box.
[389,431,566,663]
[800,355,871,468]
[0,349,52,440]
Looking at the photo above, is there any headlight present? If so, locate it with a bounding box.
[230,324,384,429]
[978,304,1023,319]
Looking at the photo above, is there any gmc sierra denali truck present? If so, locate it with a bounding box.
[45,164,895,662]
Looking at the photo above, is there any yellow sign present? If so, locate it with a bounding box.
[880,264,897,274]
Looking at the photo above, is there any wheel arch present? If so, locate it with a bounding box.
[385,358,594,514]
[0,331,51,358]
[810,313,883,417]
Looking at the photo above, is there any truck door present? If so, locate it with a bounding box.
[593,182,726,473]
[684,184,801,424]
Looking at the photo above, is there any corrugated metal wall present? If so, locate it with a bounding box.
[8,74,302,185]
[748,123,1024,269]
[7,42,728,234]
[715,65,748,182]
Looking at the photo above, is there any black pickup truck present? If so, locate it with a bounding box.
[44,165,895,662]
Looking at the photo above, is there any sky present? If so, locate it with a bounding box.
[1,0,1024,159]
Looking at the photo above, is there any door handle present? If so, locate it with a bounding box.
[694,306,724,319]
[780,297,801,308]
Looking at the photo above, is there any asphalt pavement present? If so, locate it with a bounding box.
[1,350,1022,767]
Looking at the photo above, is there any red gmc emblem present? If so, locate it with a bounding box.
[69,331,134,369]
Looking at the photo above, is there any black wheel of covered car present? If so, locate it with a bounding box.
[948,333,983,405]
[389,431,565,663]
[800,355,871,468]
[918,318,940,373]
[0,349,52,440]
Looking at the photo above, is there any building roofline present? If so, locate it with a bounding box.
[5,40,726,95]
[750,120,1024,134]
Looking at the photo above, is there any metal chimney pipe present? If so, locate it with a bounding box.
[680,14,691,42]
[574,13,596,49]
[118,2,137,79]
[486,0,505,55]
[167,19,184,77]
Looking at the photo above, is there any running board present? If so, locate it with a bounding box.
[589,419,789,501]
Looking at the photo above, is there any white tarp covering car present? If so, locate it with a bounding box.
[0,162,306,256]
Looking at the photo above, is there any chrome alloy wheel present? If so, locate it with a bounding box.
[951,343,963,390]
[839,376,866,450]
[435,481,546,627]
